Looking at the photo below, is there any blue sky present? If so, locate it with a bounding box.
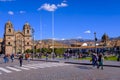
[0,0,120,40]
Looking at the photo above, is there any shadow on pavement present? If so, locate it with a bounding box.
[75,65,93,70]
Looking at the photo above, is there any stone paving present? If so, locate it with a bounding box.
[1,63,120,80]
[0,57,120,80]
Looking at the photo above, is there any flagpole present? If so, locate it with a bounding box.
[40,16,42,53]
[52,11,55,59]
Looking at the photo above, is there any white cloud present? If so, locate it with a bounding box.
[84,30,91,34]
[53,38,59,40]
[38,3,57,12]
[0,0,15,2]
[61,38,65,40]
[38,2,68,12]
[77,36,82,39]
[57,3,68,7]
[8,11,14,15]
[19,11,26,14]
[63,0,67,3]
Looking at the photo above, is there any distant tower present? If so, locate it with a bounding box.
[101,33,109,46]
[4,21,15,54]
[23,22,32,50]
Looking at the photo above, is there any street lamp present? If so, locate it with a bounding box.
[94,32,97,53]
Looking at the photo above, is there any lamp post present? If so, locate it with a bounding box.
[32,28,34,60]
[94,32,97,53]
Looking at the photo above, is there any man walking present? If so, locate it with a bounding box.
[97,53,104,70]
[91,53,98,67]
[10,54,14,62]
[19,54,23,67]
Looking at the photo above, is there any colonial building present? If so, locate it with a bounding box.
[3,21,33,55]
[0,38,3,54]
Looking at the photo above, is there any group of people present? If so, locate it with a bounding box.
[0,52,107,69]
[91,53,104,70]
[63,52,71,59]
[3,54,14,63]
[2,53,31,67]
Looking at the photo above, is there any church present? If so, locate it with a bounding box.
[2,21,33,55]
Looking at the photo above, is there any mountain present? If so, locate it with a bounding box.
[35,36,120,46]
[57,39,95,45]
[110,36,120,40]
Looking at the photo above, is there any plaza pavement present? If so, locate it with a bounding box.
[0,58,120,80]
[0,59,120,80]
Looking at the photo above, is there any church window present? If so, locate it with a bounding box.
[27,42,29,45]
[8,42,10,45]
[9,25,11,28]
[8,29,11,32]
[27,27,29,29]
[27,30,29,33]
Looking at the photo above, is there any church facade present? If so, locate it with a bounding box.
[3,21,33,55]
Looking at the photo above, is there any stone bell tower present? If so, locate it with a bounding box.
[23,23,32,51]
[4,21,15,54]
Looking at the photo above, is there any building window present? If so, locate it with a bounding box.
[8,42,10,45]
[8,29,11,32]
[27,30,29,33]
[27,42,29,45]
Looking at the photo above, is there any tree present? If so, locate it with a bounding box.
[41,48,52,54]
[24,49,31,53]
[54,48,65,57]
[36,49,40,53]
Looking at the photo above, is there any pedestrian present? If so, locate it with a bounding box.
[25,53,30,62]
[63,53,66,59]
[19,55,23,67]
[45,53,48,61]
[97,53,104,70]
[52,52,55,59]
[10,54,14,62]
[117,54,120,61]
[91,53,98,67]
[39,53,42,59]
[27,54,30,62]
[6,54,9,63]
[3,54,7,63]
